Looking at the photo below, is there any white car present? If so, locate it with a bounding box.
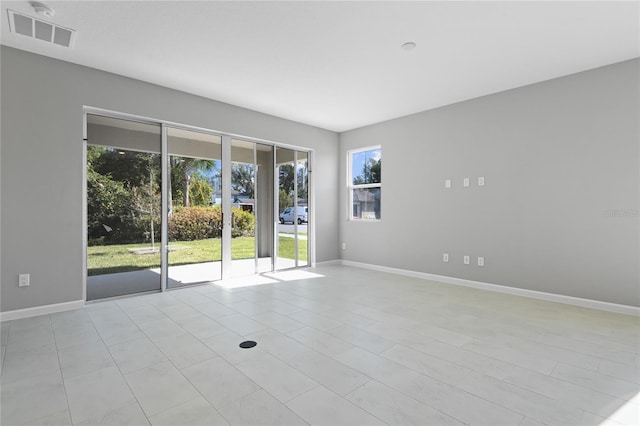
[279,206,308,224]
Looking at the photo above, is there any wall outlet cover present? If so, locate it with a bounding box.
[463,178,470,187]
[463,255,470,265]
[18,273,30,287]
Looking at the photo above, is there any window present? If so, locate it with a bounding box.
[348,146,381,220]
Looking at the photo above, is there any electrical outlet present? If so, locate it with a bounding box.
[342,242,346,250]
[444,179,451,189]
[18,273,30,287]
[463,256,470,265]
[443,253,449,262]
[478,176,485,186]
[463,178,470,187]
[478,257,485,267]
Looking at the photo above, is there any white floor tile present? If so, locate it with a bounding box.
[253,311,306,333]
[5,325,55,354]
[122,305,168,325]
[175,314,230,340]
[58,340,116,379]
[108,337,169,374]
[124,361,200,417]
[149,397,228,426]
[286,347,371,396]
[29,409,73,426]
[0,372,68,426]
[153,333,217,369]
[346,380,463,425]
[181,357,260,408]
[65,366,136,424]
[136,318,186,342]
[392,373,524,426]
[333,347,422,389]
[215,314,268,335]
[324,324,396,354]
[551,363,639,400]
[287,327,355,357]
[1,343,60,384]
[287,385,385,425]
[75,401,149,426]
[286,310,343,332]
[381,344,473,384]
[217,390,307,426]
[235,353,318,403]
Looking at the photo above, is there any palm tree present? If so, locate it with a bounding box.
[170,157,216,208]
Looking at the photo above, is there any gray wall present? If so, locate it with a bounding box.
[1,46,339,312]
[340,59,640,307]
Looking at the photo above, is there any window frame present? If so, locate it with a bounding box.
[347,145,381,222]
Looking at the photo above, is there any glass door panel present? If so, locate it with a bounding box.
[230,139,257,276]
[86,114,162,300]
[296,151,309,266]
[167,128,222,288]
[255,143,274,273]
[276,147,297,270]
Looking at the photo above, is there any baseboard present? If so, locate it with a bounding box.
[340,260,640,317]
[313,260,342,267]
[0,300,85,322]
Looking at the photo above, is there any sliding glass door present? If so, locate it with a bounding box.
[167,128,222,288]
[86,111,311,300]
[86,114,162,300]
[276,147,309,270]
[230,139,274,276]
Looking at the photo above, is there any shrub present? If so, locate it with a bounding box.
[169,206,222,241]
[231,207,255,238]
[88,213,160,246]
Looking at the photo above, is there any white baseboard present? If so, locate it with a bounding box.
[340,260,640,317]
[0,300,85,322]
[313,260,343,268]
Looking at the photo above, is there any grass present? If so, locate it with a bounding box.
[88,237,307,276]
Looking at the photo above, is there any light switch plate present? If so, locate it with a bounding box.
[478,176,485,186]
[445,179,451,189]
[443,253,449,262]
[478,257,485,267]
[463,255,470,265]
[463,178,470,187]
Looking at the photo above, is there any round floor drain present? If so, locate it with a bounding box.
[239,340,257,349]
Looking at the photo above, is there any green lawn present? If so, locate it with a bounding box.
[88,237,307,276]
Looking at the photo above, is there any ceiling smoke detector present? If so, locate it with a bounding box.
[401,42,416,51]
[31,2,55,18]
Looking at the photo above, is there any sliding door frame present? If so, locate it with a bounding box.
[82,106,313,299]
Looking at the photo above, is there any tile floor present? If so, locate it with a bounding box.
[1,265,638,426]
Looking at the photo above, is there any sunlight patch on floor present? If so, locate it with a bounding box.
[263,269,325,281]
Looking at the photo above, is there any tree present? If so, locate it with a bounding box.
[170,157,216,207]
[87,147,131,236]
[297,161,308,202]
[231,163,254,198]
[279,163,295,193]
[87,146,161,245]
[279,188,291,212]
[188,175,213,206]
[353,158,381,185]
[130,160,161,249]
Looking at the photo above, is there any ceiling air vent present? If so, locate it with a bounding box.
[7,10,75,47]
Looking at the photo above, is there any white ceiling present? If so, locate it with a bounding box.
[1,1,638,132]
